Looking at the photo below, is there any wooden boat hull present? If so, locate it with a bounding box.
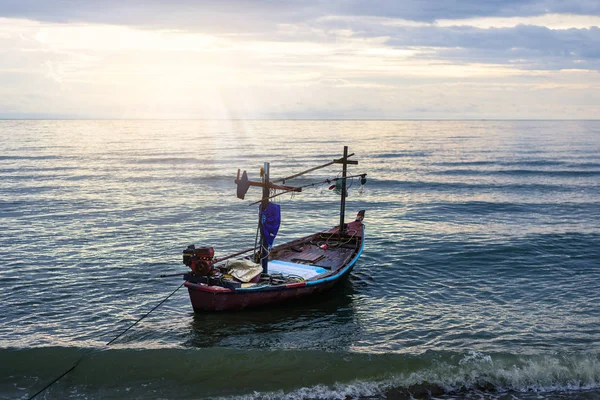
[186,278,339,312]
[184,221,364,312]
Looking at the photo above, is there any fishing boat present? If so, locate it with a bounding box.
[181,146,366,312]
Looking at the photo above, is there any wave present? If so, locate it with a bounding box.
[432,169,600,177]
[127,154,272,165]
[569,162,600,169]
[368,179,592,193]
[433,160,571,167]
[434,161,600,169]
[129,157,204,164]
[373,151,430,159]
[415,201,600,216]
[4,348,600,399]
[0,155,61,161]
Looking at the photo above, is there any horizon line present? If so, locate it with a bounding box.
[1,118,600,122]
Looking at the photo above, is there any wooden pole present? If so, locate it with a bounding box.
[260,162,270,273]
[333,146,357,236]
[215,245,260,264]
[339,146,348,236]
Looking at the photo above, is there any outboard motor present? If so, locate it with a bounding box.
[183,244,215,275]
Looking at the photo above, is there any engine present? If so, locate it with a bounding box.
[183,245,215,276]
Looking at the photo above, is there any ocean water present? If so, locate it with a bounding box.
[1,120,599,399]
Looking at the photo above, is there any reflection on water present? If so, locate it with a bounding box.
[186,280,360,350]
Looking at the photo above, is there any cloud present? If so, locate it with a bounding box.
[0,0,314,34]
[2,0,600,32]
[0,1,599,119]
[310,17,600,70]
[437,14,600,29]
[2,0,599,71]
[342,0,600,22]
[411,25,600,67]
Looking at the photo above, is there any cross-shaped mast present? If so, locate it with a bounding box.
[334,146,358,236]
[235,164,302,273]
[234,146,359,273]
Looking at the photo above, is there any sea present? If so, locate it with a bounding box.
[1,120,599,400]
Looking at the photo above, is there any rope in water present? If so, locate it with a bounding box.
[27,282,185,400]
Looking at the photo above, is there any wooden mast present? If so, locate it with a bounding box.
[236,163,301,274]
[334,146,358,236]
[260,162,270,273]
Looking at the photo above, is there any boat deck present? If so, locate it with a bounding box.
[269,221,363,280]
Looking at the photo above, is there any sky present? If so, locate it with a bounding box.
[0,0,599,119]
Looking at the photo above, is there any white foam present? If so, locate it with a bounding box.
[212,351,600,400]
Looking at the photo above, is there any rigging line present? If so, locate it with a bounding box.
[249,173,367,206]
[272,153,355,183]
[253,222,260,260]
[248,181,325,206]
[27,282,185,400]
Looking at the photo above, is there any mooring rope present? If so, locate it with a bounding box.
[26,358,85,400]
[27,282,185,400]
[105,282,185,346]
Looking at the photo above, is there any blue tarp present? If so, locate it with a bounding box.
[261,202,281,247]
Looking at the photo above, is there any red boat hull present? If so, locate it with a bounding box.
[185,279,339,312]
[185,221,364,312]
